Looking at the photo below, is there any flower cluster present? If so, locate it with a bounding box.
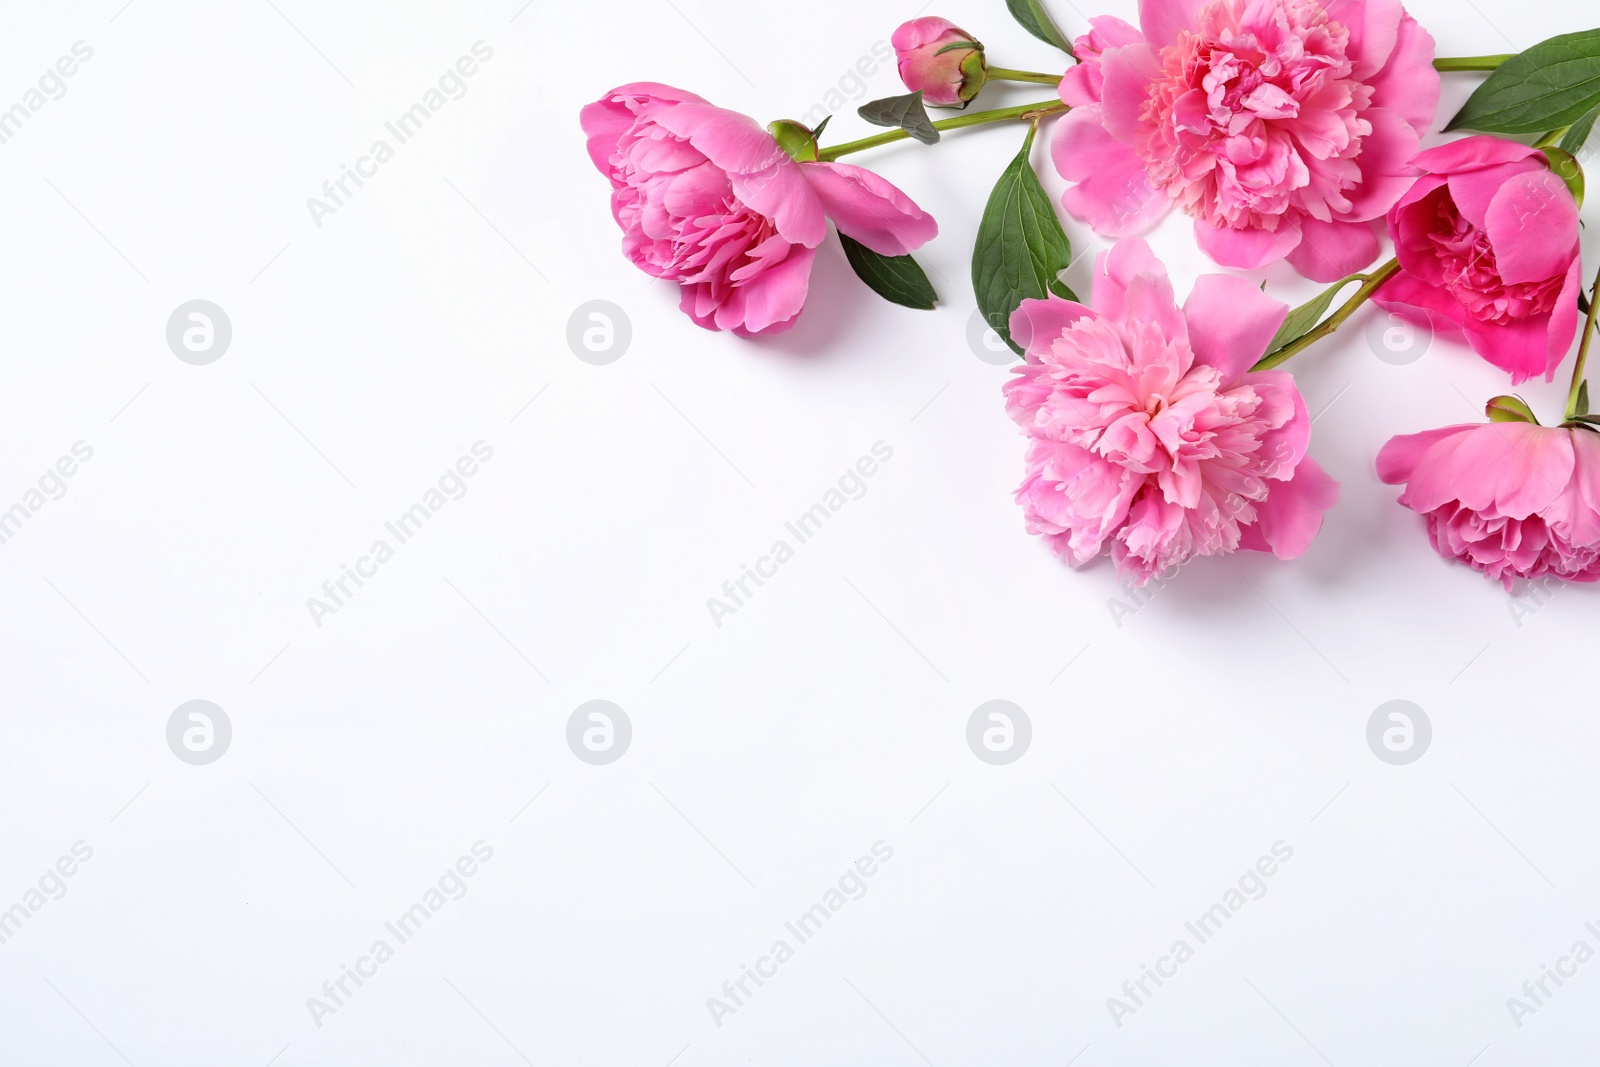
[583,1,1600,591]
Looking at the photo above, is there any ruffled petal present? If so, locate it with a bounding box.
[799,161,937,256]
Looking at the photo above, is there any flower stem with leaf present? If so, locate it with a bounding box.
[817,99,1068,161]
[1252,259,1403,371]
[1565,262,1600,422]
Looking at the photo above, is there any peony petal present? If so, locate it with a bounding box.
[1090,237,1166,320]
[1239,457,1340,558]
[712,243,817,337]
[1374,266,1469,327]
[1059,16,1144,106]
[799,161,937,256]
[1099,44,1163,143]
[1194,215,1303,270]
[891,16,960,51]
[1462,313,1559,384]
[1339,108,1422,222]
[1558,429,1600,544]
[1286,218,1381,282]
[1547,256,1585,373]
[1182,273,1290,380]
[1376,426,1474,484]
[1483,169,1580,285]
[1053,107,1172,237]
[1364,14,1440,134]
[580,83,709,174]
[1444,160,1542,231]
[1412,134,1540,176]
[1402,422,1575,517]
[1056,106,1171,235]
[652,102,827,247]
[1009,297,1098,358]
[1323,0,1403,79]
[1138,0,1206,47]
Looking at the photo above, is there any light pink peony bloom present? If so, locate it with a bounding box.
[1052,0,1439,281]
[1377,422,1600,587]
[1004,238,1339,584]
[1373,136,1582,384]
[891,17,986,108]
[581,83,937,337]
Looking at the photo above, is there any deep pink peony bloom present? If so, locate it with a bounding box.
[581,83,938,336]
[891,17,986,108]
[1377,422,1600,587]
[1053,0,1439,281]
[1004,238,1339,583]
[1373,136,1582,384]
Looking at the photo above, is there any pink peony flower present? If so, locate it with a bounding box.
[1052,0,1439,281]
[580,83,938,337]
[1004,238,1339,584]
[891,17,986,108]
[1373,136,1582,384]
[1377,422,1600,587]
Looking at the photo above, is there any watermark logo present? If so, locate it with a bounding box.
[567,700,631,765]
[967,700,1031,765]
[567,300,631,365]
[966,308,1017,366]
[1365,308,1432,366]
[706,841,894,1028]
[167,700,231,766]
[167,300,232,365]
[1366,699,1430,765]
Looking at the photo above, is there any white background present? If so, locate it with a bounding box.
[0,0,1596,1063]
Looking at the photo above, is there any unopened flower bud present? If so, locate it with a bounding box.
[891,17,987,109]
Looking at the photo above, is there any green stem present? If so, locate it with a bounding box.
[817,99,1068,161]
[1535,126,1571,148]
[1252,259,1403,371]
[1433,54,1515,71]
[986,67,1063,86]
[1565,262,1600,421]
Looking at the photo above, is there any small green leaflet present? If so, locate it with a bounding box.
[1005,0,1075,56]
[1257,273,1365,366]
[971,126,1076,356]
[858,91,939,145]
[1559,101,1600,154]
[1446,29,1600,134]
[1543,146,1587,204]
[1486,394,1540,424]
[838,233,938,310]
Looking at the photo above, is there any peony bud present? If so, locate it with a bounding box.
[890,17,987,109]
[767,119,820,162]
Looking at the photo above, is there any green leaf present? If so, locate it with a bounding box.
[1005,0,1074,56]
[1579,380,1592,418]
[934,40,982,56]
[857,91,939,145]
[1559,101,1600,154]
[838,233,938,310]
[1581,287,1593,317]
[1446,29,1600,134]
[1259,273,1365,363]
[971,127,1076,356]
[1486,394,1541,424]
[810,114,831,141]
[1542,146,1586,204]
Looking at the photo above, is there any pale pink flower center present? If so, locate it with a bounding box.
[1137,0,1370,230]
